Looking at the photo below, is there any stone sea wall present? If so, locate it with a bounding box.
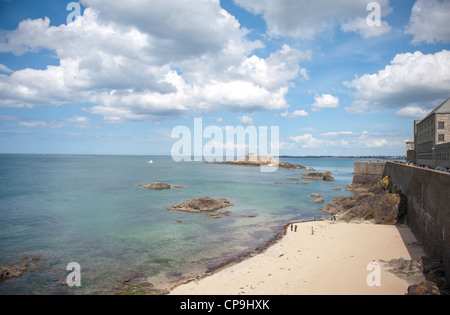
[352,161,387,187]
[353,161,450,282]
[383,162,450,282]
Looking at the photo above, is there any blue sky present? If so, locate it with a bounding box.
[0,0,449,156]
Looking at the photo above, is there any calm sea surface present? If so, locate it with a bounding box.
[0,154,374,294]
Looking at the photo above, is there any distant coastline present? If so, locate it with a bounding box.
[280,155,406,160]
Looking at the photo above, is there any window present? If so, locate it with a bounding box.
[438,122,445,129]
[438,134,445,142]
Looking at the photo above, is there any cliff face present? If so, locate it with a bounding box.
[322,176,407,225]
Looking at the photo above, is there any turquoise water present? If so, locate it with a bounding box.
[0,155,366,294]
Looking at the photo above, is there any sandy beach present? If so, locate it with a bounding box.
[170,221,425,295]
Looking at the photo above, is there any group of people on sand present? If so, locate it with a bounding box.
[290,224,315,235]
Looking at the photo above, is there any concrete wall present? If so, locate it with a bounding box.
[352,161,386,187]
[383,162,450,281]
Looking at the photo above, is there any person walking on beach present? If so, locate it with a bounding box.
[291,224,293,232]
[295,225,298,232]
[311,227,315,235]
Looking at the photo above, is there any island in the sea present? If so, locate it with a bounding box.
[205,153,316,171]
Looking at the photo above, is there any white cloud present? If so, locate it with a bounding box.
[239,116,255,125]
[405,0,450,44]
[287,130,403,152]
[237,45,311,90]
[289,134,324,148]
[233,0,392,39]
[345,50,450,113]
[396,106,430,118]
[341,17,391,38]
[280,110,309,118]
[321,131,354,136]
[18,116,93,129]
[0,64,13,73]
[0,2,309,121]
[312,94,340,112]
[0,115,17,121]
[365,138,388,148]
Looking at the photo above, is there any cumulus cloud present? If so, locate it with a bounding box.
[405,0,450,44]
[396,106,430,118]
[0,1,309,121]
[280,110,309,118]
[239,115,255,125]
[312,94,340,112]
[289,134,324,148]
[341,17,391,38]
[345,50,450,113]
[233,0,392,39]
[288,130,401,151]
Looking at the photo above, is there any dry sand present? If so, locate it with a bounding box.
[170,221,425,295]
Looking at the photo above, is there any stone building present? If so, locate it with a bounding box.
[405,137,416,164]
[409,98,450,168]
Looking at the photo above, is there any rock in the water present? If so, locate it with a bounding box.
[311,193,323,198]
[0,256,41,281]
[168,197,233,213]
[139,183,171,190]
[302,172,335,181]
[0,265,23,280]
[207,210,232,219]
[313,198,325,203]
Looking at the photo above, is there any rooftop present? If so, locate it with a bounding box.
[422,98,450,121]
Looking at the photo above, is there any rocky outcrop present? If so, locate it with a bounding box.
[408,281,441,295]
[168,197,233,213]
[0,257,41,281]
[0,265,23,280]
[381,257,447,295]
[322,176,406,225]
[140,183,171,190]
[205,154,316,171]
[301,172,335,181]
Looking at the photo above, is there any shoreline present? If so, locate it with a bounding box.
[169,220,426,295]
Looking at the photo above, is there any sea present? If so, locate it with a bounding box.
[0,154,381,294]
